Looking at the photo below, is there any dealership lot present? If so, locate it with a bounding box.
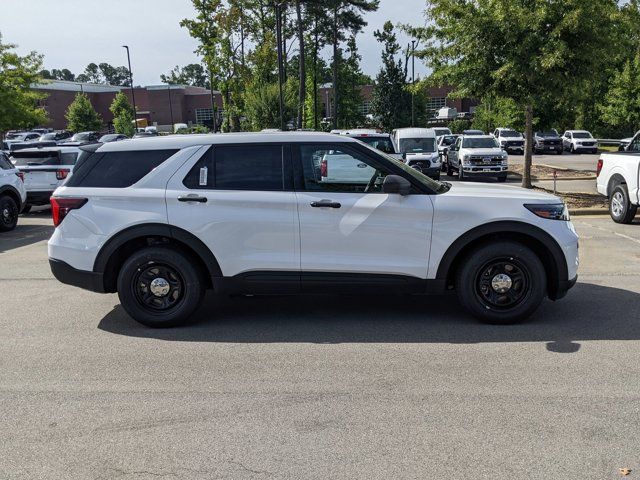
[1,214,639,479]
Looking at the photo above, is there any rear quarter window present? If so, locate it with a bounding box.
[65,149,178,188]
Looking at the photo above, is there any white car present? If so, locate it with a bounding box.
[2,131,41,151]
[0,152,27,232]
[10,146,82,212]
[562,130,598,154]
[446,135,509,181]
[596,131,640,223]
[48,132,578,328]
[493,128,525,155]
[391,128,441,179]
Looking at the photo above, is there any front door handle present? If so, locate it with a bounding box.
[178,195,208,203]
[310,200,341,208]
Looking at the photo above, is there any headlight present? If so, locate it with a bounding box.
[524,203,570,221]
[500,141,507,146]
[463,155,470,162]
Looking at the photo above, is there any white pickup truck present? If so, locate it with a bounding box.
[596,132,640,223]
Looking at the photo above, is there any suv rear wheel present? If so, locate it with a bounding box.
[609,184,637,224]
[0,195,19,232]
[117,247,205,327]
[455,241,546,324]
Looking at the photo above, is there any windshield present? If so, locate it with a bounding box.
[500,130,521,138]
[360,142,449,194]
[71,133,92,141]
[398,137,436,154]
[433,128,451,136]
[573,132,593,139]
[354,136,395,154]
[538,131,558,137]
[6,133,26,140]
[11,151,60,166]
[40,133,56,140]
[440,135,457,146]
[462,137,499,148]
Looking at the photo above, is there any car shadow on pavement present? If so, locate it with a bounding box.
[0,223,53,253]
[97,282,640,353]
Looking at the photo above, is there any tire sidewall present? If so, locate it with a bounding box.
[0,195,18,232]
[117,247,204,327]
[456,241,547,324]
[609,185,636,224]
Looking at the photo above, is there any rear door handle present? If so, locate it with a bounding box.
[310,200,341,208]
[178,195,208,203]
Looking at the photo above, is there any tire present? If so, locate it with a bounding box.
[556,149,563,155]
[497,175,507,183]
[446,162,454,176]
[117,246,205,328]
[458,167,465,181]
[0,195,19,232]
[21,204,32,214]
[432,172,441,181]
[609,184,637,224]
[570,144,576,154]
[455,241,547,324]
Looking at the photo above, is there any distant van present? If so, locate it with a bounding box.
[391,128,441,180]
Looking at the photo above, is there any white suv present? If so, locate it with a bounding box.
[446,135,509,181]
[562,130,598,154]
[48,133,579,327]
[0,152,27,232]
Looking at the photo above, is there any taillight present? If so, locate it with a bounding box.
[320,158,327,177]
[56,169,70,180]
[596,158,603,177]
[50,197,87,227]
[15,172,24,182]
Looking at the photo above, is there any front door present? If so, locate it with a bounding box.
[293,143,434,289]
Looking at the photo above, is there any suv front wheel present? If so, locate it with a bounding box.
[455,241,546,324]
[117,247,205,327]
[0,195,19,232]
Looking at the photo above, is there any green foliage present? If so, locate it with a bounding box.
[333,36,365,128]
[0,35,48,133]
[75,62,130,86]
[447,119,471,134]
[65,93,102,132]
[176,124,210,134]
[109,92,134,136]
[161,63,209,88]
[244,80,296,131]
[471,96,524,132]
[599,54,640,138]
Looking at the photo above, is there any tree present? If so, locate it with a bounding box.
[244,80,296,130]
[65,93,102,132]
[98,63,131,86]
[327,0,379,129]
[599,54,640,138]
[0,35,48,134]
[370,21,411,131]
[161,63,209,87]
[471,96,525,133]
[109,91,135,136]
[334,36,365,128]
[408,0,618,188]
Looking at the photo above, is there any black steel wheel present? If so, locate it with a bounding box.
[117,246,205,327]
[0,195,19,232]
[455,241,546,324]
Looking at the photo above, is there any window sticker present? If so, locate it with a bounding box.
[199,166,208,186]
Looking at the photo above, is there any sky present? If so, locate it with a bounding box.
[0,0,429,86]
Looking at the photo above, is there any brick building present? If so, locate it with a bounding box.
[32,80,223,131]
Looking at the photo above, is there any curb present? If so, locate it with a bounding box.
[568,208,609,216]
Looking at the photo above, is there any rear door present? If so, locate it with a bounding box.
[12,151,62,192]
[165,144,299,288]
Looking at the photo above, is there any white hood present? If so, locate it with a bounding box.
[445,181,561,203]
[462,148,504,157]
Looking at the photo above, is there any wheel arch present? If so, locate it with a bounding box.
[93,223,222,293]
[435,221,569,300]
[0,185,23,210]
[607,173,627,197]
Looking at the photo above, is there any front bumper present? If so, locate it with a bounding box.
[49,258,106,293]
[504,146,524,153]
[461,165,508,176]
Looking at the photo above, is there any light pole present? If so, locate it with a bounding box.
[167,85,174,130]
[275,2,285,130]
[122,45,137,129]
[411,40,416,127]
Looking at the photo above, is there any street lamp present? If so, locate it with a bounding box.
[122,45,138,129]
[166,85,174,130]
[411,40,416,127]
[275,2,285,130]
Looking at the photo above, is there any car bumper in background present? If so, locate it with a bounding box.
[26,191,54,206]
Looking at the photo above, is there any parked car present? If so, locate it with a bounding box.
[98,134,129,143]
[391,128,441,179]
[457,112,473,120]
[47,132,578,327]
[493,128,525,155]
[432,127,452,138]
[0,152,27,231]
[437,134,460,170]
[446,134,508,182]
[533,131,563,154]
[462,129,485,136]
[596,131,640,223]
[617,134,636,151]
[39,131,73,143]
[68,131,101,144]
[3,131,41,150]
[10,146,82,212]
[562,130,598,154]
[339,131,398,157]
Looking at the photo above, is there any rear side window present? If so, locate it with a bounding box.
[183,145,284,191]
[11,152,60,166]
[66,149,178,188]
[60,152,78,165]
[0,153,13,170]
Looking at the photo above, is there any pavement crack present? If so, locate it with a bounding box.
[226,459,274,477]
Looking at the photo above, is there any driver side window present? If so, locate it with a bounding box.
[297,144,392,193]
[629,135,640,152]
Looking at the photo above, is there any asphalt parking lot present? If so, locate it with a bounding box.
[2,213,640,479]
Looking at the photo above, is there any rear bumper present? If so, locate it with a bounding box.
[26,191,54,206]
[49,258,105,293]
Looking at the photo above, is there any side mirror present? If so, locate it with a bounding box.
[382,175,411,196]
[402,152,407,160]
